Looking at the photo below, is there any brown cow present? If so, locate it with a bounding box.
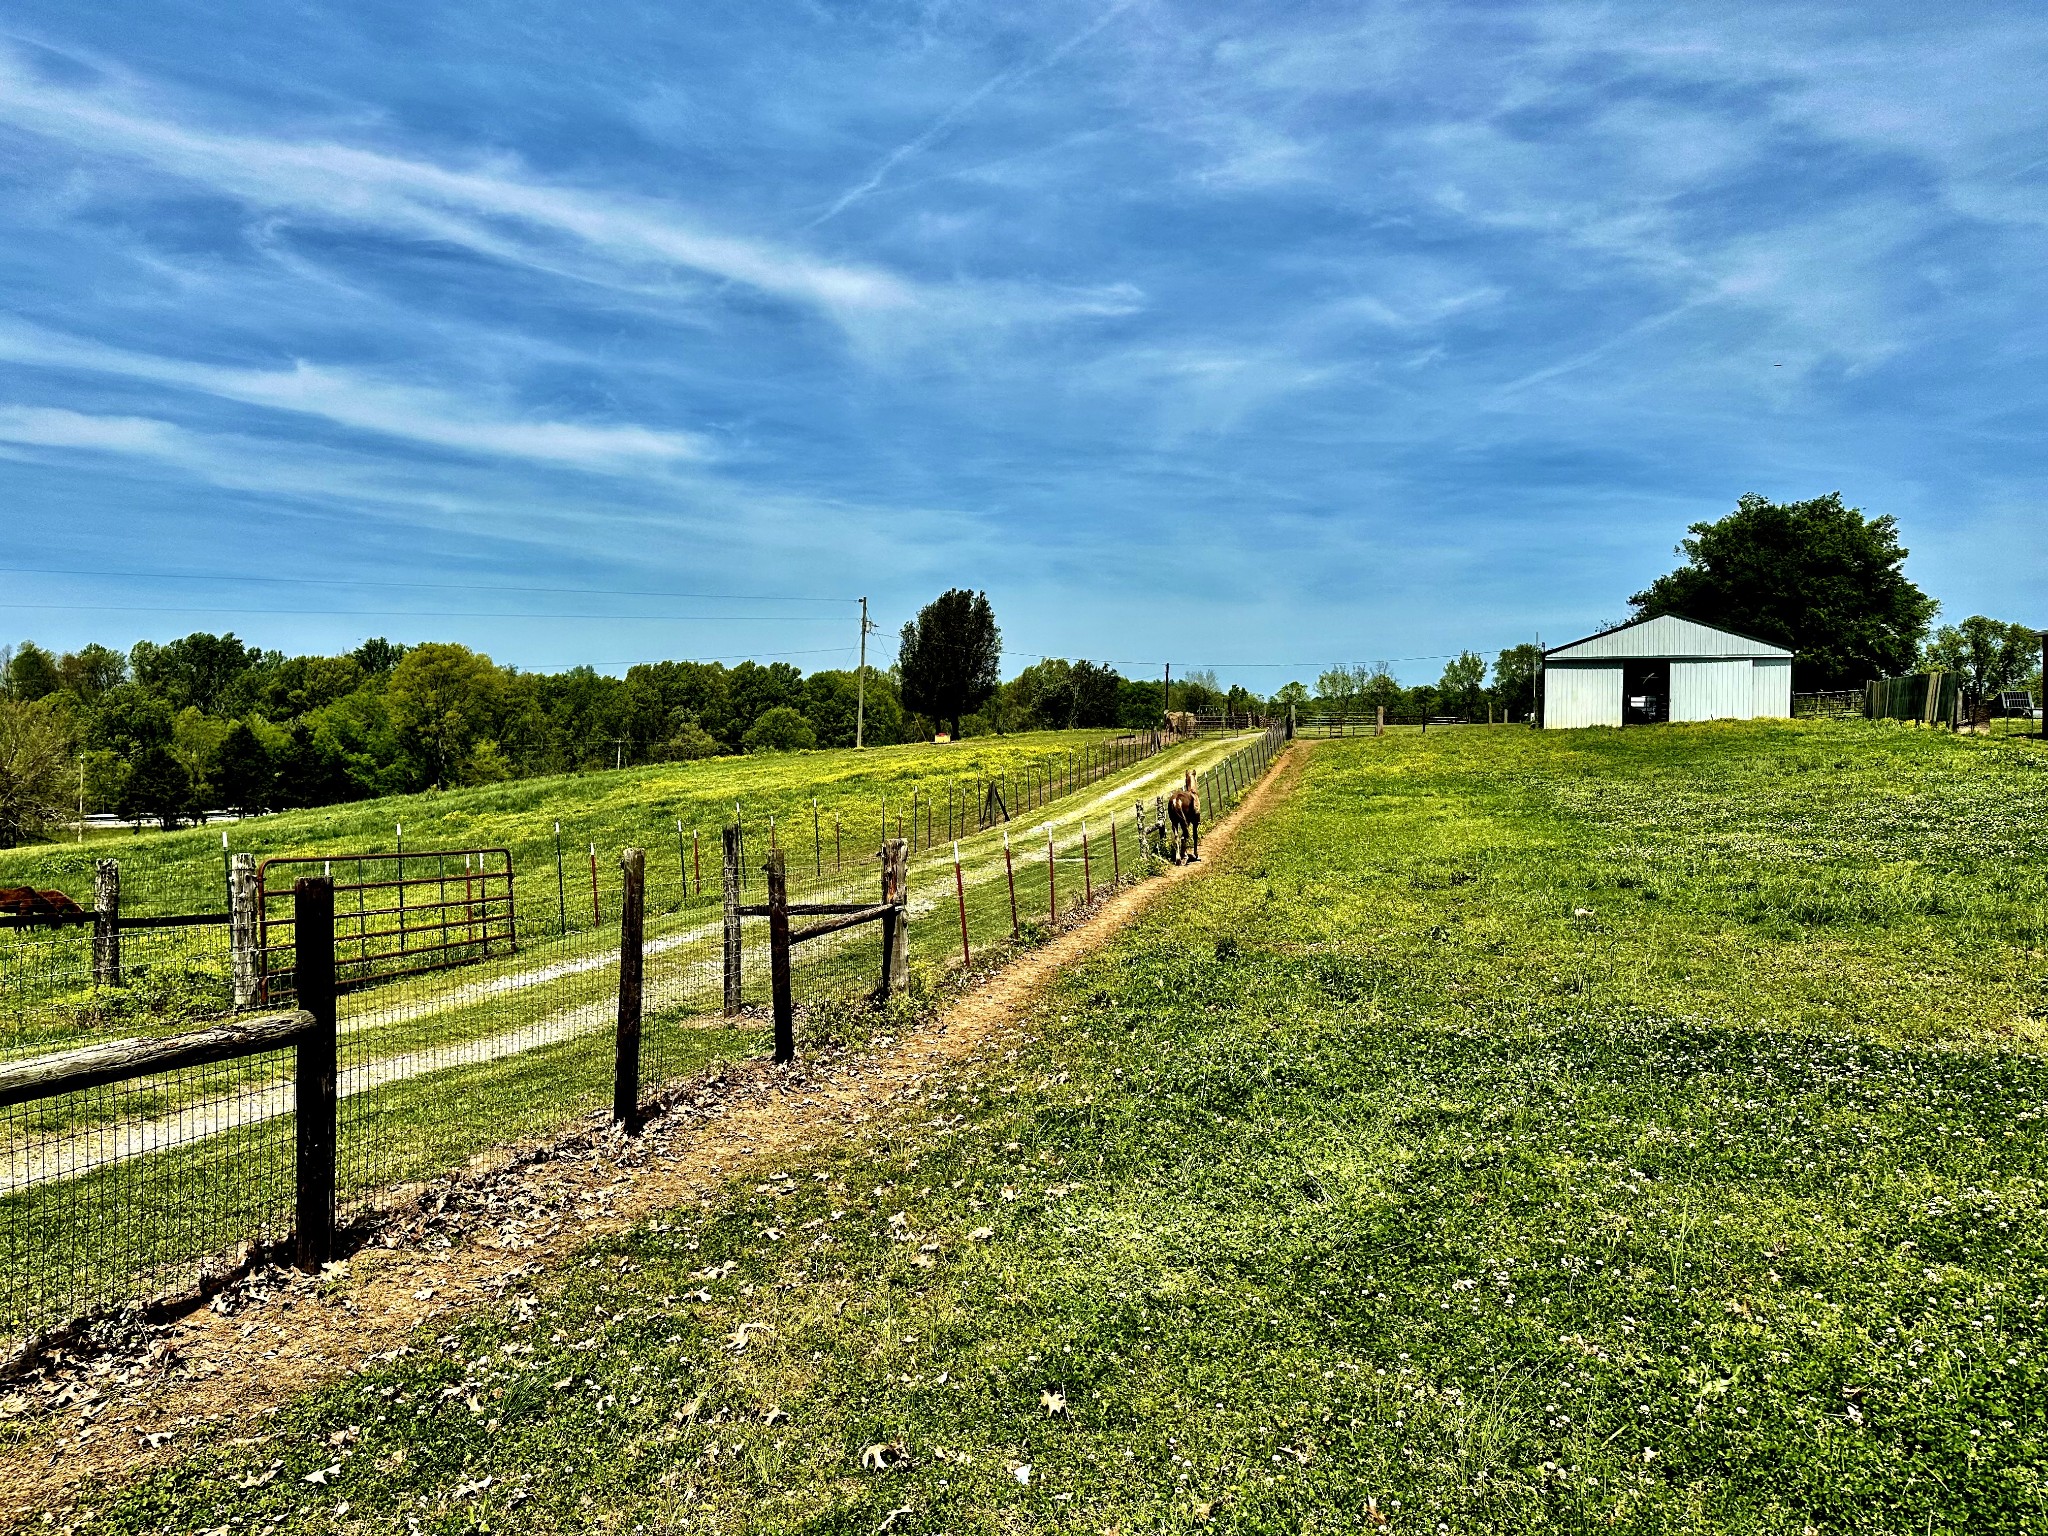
[0,886,85,919]
[1166,771,1200,864]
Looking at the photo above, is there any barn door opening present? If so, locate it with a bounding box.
[1622,661,1668,725]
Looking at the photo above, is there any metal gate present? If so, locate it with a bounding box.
[256,848,517,1001]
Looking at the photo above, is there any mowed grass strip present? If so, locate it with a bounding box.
[72,722,2048,1534]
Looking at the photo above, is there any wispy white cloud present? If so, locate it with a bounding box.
[0,320,710,468]
[0,45,918,320]
[0,403,183,453]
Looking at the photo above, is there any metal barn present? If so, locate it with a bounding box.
[1540,614,1793,729]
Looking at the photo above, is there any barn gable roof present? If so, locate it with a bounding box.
[1544,613,1794,662]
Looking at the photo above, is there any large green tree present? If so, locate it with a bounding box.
[898,589,1001,737]
[119,743,193,831]
[5,641,60,702]
[1437,651,1488,719]
[0,699,71,846]
[1922,617,2040,702]
[385,642,504,788]
[1630,493,1936,689]
[1492,644,1541,722]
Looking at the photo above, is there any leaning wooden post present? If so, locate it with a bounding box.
[92,858,121,988]
[229,852,260,1009]
[953,842,970,967]
[1003,829,1019,936]
[1081,821,1093,902]
[1110,812,1121,889]
[292,875,338,1272]
[613,847,646,1130]
[766,849,795,1065]
[721,824,743,1016]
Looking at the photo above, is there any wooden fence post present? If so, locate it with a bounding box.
[722,824,743,1016]
[1003,829,1018,936]
[1376,705,1385,737]
[953,843,970,967]
[292,876,337,1272]
[230,853,260,1008]
[92,858,120,988]
[614,847,645,1130]
[1081,821,1092,902]
[1110,814,1120,889]
[766,849,794,1065]
[876,838,908,1000]
[1046,826,1058,923]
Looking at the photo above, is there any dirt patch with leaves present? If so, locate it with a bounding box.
[0,746,1303,1529]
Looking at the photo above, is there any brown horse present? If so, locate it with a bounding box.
[1167,771,1200,864]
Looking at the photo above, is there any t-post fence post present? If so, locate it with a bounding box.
[722,824,743,1016]
[554,821,566,934]
[613,847,645,1131]
[292,875,337,1272]
[766,848,794,1065]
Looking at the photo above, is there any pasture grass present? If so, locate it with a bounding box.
[71,720,2048,1534]
[0,730,1136,919]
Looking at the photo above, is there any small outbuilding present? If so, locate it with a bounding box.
[1540,614,1793,729]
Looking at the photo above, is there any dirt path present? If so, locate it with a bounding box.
[0,743,1303,1530]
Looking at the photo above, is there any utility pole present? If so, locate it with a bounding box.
[856,596,873,749]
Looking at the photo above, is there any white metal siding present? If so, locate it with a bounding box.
[1670,659,1756,721]
[1544,664,1621,728]
[1751,658,1792,718]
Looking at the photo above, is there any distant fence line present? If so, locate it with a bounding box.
[0,723,1284,1364]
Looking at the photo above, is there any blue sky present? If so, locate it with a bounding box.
[1,1,2043,689]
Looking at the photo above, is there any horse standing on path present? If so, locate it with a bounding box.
[1167,772,1201,864]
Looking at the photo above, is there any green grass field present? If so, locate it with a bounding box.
[62,720,2048,1533]
[0,729,1144,919]
[0,729,1275,1349]
[0,726,1194,1054]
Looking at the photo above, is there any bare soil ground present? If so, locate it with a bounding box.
[0,745,1301,1529]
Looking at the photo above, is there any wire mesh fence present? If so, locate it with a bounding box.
[0,724,1286,1363]
[0,1035,304,1353]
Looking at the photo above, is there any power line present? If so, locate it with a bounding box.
[0,566,854,603]
[0,604,847,621]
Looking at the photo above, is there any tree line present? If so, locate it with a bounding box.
[0,587,1248,842]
